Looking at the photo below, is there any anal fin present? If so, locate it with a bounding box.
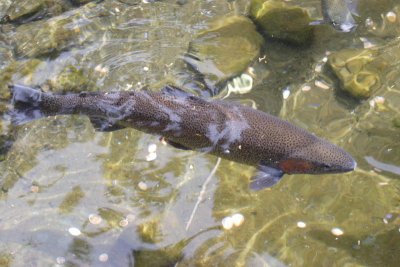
[250,166,284,190]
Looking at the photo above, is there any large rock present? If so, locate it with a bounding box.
[185,16,263,92]
[249,0,313,45]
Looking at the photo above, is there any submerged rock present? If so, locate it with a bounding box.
[0,59,44,99]
[47,65,96,93]
[327,39,400,99]
[12,18,79,58]
[328,48,381,99]
[1,0,71,24]
[186,15,263,92]
[249,0,313,45]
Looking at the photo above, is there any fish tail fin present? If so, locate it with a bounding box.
[8,84,46,125]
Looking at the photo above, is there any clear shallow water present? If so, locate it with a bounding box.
[0,0,399,266]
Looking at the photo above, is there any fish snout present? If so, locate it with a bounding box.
[284,140,356,174]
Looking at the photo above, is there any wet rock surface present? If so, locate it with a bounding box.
[186,15,263,93]
[249,0,313,45]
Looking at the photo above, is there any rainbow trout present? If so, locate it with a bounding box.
[9,84,356,189]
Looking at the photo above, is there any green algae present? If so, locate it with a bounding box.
[137,219,162,244]
[249,0,313,45]
[98,207,126,229]
[13,16,78,58]
[0,59,43,99]
[1,0,70,24]
[58,185,85,214]
[48,65,96,93]
[0,252,13,267]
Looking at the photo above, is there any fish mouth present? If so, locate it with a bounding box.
[338,157,357,173]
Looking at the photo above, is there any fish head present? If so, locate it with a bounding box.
[278,139,356,174]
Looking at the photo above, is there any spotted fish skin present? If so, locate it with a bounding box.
[10,84,356,189]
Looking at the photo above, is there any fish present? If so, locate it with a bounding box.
[9,84,356,190]
[313,0,358,32]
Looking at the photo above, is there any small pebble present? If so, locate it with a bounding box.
[297,221,307,228]
[315,80,330,90]
[30,185,39,193]
[301,85,311,92]
[119,219,129,227]
[222,216,234,230]
[282,88,290,99]
[126,214,136,222]
[365,18,375,28]
[386,11,397,23]
[68,227,81,236]
[148,143,157,153]
[331,227,344,236]
[143,66,149,71]
[314,64,322,73]
[99,253,109,262]
[138,181,148,191]
[56,257,66,264]
[374,96,385,104]
[146,152,157,161]
[369,99,376,108]
[89,214,102,225]
[232,213,244,227]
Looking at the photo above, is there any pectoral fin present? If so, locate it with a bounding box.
[250,166,284,190]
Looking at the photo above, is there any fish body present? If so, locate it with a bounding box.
[10,84,356,189]
[320,0,358,32]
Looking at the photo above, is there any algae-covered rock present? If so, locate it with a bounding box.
[0,59,43,99]
[328,48,384,99]
[249,0,313,45]
[1,0,70,24]
[0,252,13,267]
[186,15,263,91]
[393,116,400,128]
[98,207,126,229]
[12,17,79,58]
[58,186,85,214]
[70,0,96,5]
[137,219,162,244]
[47,65,96,93]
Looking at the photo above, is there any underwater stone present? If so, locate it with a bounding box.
[186,15,263,90]
[138,219,162,243]
[393,116,400,128]
[328,48,382,99]
[0,59,43,99]
[249,0,313,45]
[13,17,79,58]
[59,185,85,214]
[71,0,95,5]
[1,0,70,24]
[47,65,96,93]
[98,207,126,229]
